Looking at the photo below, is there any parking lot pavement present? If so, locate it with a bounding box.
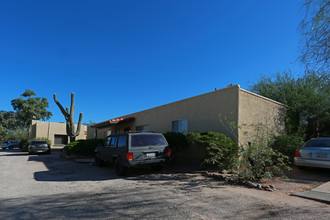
[1,149,329,219]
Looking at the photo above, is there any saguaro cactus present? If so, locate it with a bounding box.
[53,93,83,142]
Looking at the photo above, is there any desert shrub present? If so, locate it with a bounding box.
[64,139,104,156]
[236,124,291,180]
[218,114,292,180]
[163,132,188,152]
[238,140,290,180]
[188,132,239,171]
[19,138,30,152]
[272,134,305,162]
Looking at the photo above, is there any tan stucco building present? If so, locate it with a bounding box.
[88,85,287,146]
[30,120,87,147]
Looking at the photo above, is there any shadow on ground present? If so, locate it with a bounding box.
[284,166,330,183]
[0,189,197,219]
[29,153,119,182]
[28,152,216,189]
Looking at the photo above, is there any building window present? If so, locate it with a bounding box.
[136,125,150,132]
[172,119,188,135]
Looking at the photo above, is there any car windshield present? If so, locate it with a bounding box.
[304,139,330,148]
[131,134,167,147]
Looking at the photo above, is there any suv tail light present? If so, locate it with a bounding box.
[166,149,171,157]
[127,152,133,161]
[295,150,301,158]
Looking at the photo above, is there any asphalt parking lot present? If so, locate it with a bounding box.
[0,149,329,219]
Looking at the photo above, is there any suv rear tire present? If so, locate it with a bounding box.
[115,159,127,176]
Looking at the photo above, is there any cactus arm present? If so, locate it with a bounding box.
[53,94,69,120]
[69,93,75,136]
[75,112,83,136]
[70,93,75,117]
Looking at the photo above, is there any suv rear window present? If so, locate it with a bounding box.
[304,139,330,148]
[131,134,167,147]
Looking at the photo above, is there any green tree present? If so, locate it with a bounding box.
[11,89,52,136]
[300,0,329,71]
[82,120,96,126]
[0,111,19,138]
[250,71,330,139]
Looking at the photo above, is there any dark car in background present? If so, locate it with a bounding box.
[1,140,20,150]
[294,138,330,169]
[28,141,51,154]
[95,132,171,175]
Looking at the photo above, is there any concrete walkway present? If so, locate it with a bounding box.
[293,181,330,204]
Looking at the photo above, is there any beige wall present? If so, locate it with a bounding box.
[30,120,87,146]
[89,85,287,147]
[238,89,287,146]
[91,85,240,140]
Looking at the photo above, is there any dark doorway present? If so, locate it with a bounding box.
[54,135,68,145]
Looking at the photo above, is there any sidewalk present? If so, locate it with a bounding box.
[293,181,330,204]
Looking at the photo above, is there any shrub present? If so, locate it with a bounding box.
[163,132,188,152]
[218,115,292,180]
[188,132,239,171]
[236,124,291,180]
[238,140,290,180]
[5,128,28,141]
[273,134,305,162]
[64,139,104,156]
[19,137,30,152]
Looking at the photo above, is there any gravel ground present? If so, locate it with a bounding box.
[0,149,329,219]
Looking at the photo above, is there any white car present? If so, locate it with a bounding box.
[294,138,330,169]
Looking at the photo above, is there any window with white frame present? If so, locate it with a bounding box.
[172,119,188,135]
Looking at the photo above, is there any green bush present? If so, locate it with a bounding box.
[273,134,305,162]
[188,132,239,171]
[19,138,30,152]
[64,139,104,156]
[238,141,289,180]
[5,128,28,141]
[163,132,188,152]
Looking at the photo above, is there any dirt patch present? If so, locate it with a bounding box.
[203,166,330,196]
[260,166,330,195]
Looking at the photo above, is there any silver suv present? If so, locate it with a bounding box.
[95,132,171,175]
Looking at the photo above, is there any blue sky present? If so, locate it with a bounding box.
[0,0,306,124]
